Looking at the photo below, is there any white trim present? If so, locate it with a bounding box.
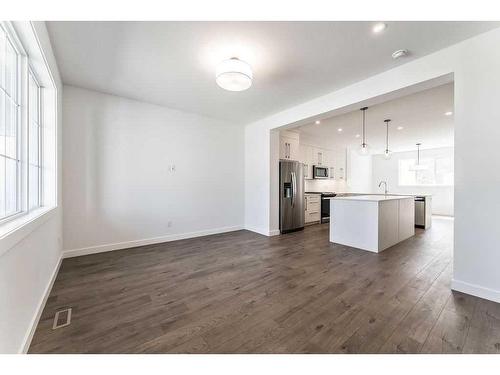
[20,254,62,353]
[0,206,57,256]
[451,278,500,304]
[245,226,280,237]
[63,225,245,258]
[433,214,454,220]
[244,226,271,236]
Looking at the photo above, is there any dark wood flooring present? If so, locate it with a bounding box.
[29,218,500,353]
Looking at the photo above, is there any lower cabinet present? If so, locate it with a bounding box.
[305,194,321,224]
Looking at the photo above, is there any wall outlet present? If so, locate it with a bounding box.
[169,164,176,172]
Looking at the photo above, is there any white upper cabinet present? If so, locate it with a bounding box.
[299,144,313,179]
[280,131,300,161]
[330,149,347,181]
[290,134,348,182]
[310,146,323,166]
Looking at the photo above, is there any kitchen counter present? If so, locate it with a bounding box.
[334,192,432,197]
[329,194,414,202]
[307,192,432,198]
[329,195,415,253]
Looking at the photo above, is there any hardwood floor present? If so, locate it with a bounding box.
[28,218,500,353]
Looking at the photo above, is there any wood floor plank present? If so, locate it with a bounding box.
[27,218,500,353]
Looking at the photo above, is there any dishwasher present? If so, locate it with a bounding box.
[414,196,426,228]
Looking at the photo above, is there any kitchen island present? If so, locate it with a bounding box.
[329,195,414,253]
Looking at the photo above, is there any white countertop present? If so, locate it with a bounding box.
[330,194,414,202]
[306,192,432,197]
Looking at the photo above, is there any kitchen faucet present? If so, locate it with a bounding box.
[379,181,388,195]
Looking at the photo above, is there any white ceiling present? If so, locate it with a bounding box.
[47,21,499,123]
[297,83,454,154]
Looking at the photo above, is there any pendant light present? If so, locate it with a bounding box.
[358,107,370,155]
[384,119,391,159]
[410,143,428,171]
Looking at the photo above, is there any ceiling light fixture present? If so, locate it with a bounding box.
[315,120,321,125]
[338,128,343,132]
[384,119,391,159]
[410,143,428,171]
[216,57,253,91]
[373,23,387,34]
[397,126,404,130]
[358,107,370,156]
[355,134,360,138]
[444,111,453,116]
[392,49,409,59]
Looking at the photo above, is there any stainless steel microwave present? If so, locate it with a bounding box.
[313,165,329,179]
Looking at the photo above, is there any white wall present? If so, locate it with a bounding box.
[372,147,454,216]
[244,27,500,303]
[244,124,273,235]
[347,150,373,193]
[63,86,244,255]
[0,22,63,353]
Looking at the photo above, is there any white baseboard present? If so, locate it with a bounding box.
[63,225,244,258]
[20,254,62,353]
[433,215,454,220]
[244,226,280,237]
[268,229,280,236]
[451,278,500,303]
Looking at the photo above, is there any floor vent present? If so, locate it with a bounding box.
[52,308,72,330]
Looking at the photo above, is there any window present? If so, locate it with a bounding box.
[0,23,44,223]
[0,25,21,220]
[398,156,454,186]
[28,70,42,210]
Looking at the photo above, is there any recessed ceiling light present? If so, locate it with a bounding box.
[355,134,360,138]
[338,128,343,132]
[392,49,409,59]
[444,111,453,116]
[315,120,321,125]
[397,126,404,130]
[216,57,252,91]
[373,23,387,34]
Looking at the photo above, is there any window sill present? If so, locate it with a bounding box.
[0,206,58,257]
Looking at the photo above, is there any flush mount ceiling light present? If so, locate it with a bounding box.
[392,49,409,59]
[410,143,428,171]
[338,128,343,132]
[397,126,404,130]
[355,134,360,138]
[384,119,391,159]
[373,22,387,34]
[216,58,253,91]
[315,120,321,125]
[358,107,370,156]
[444,111,453,116]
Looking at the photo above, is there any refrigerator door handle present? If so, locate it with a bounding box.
[291,171,297,208]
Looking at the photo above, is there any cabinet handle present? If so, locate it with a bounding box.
[309,211,319,214]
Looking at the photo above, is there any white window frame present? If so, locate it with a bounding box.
[398,156,454,187]
[0,23,24,224]
[28,67,43,211]
[0,21,58,255]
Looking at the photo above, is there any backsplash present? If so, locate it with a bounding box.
[305,179,348,193]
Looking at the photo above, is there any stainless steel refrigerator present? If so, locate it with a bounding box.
[279,160,305,233]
